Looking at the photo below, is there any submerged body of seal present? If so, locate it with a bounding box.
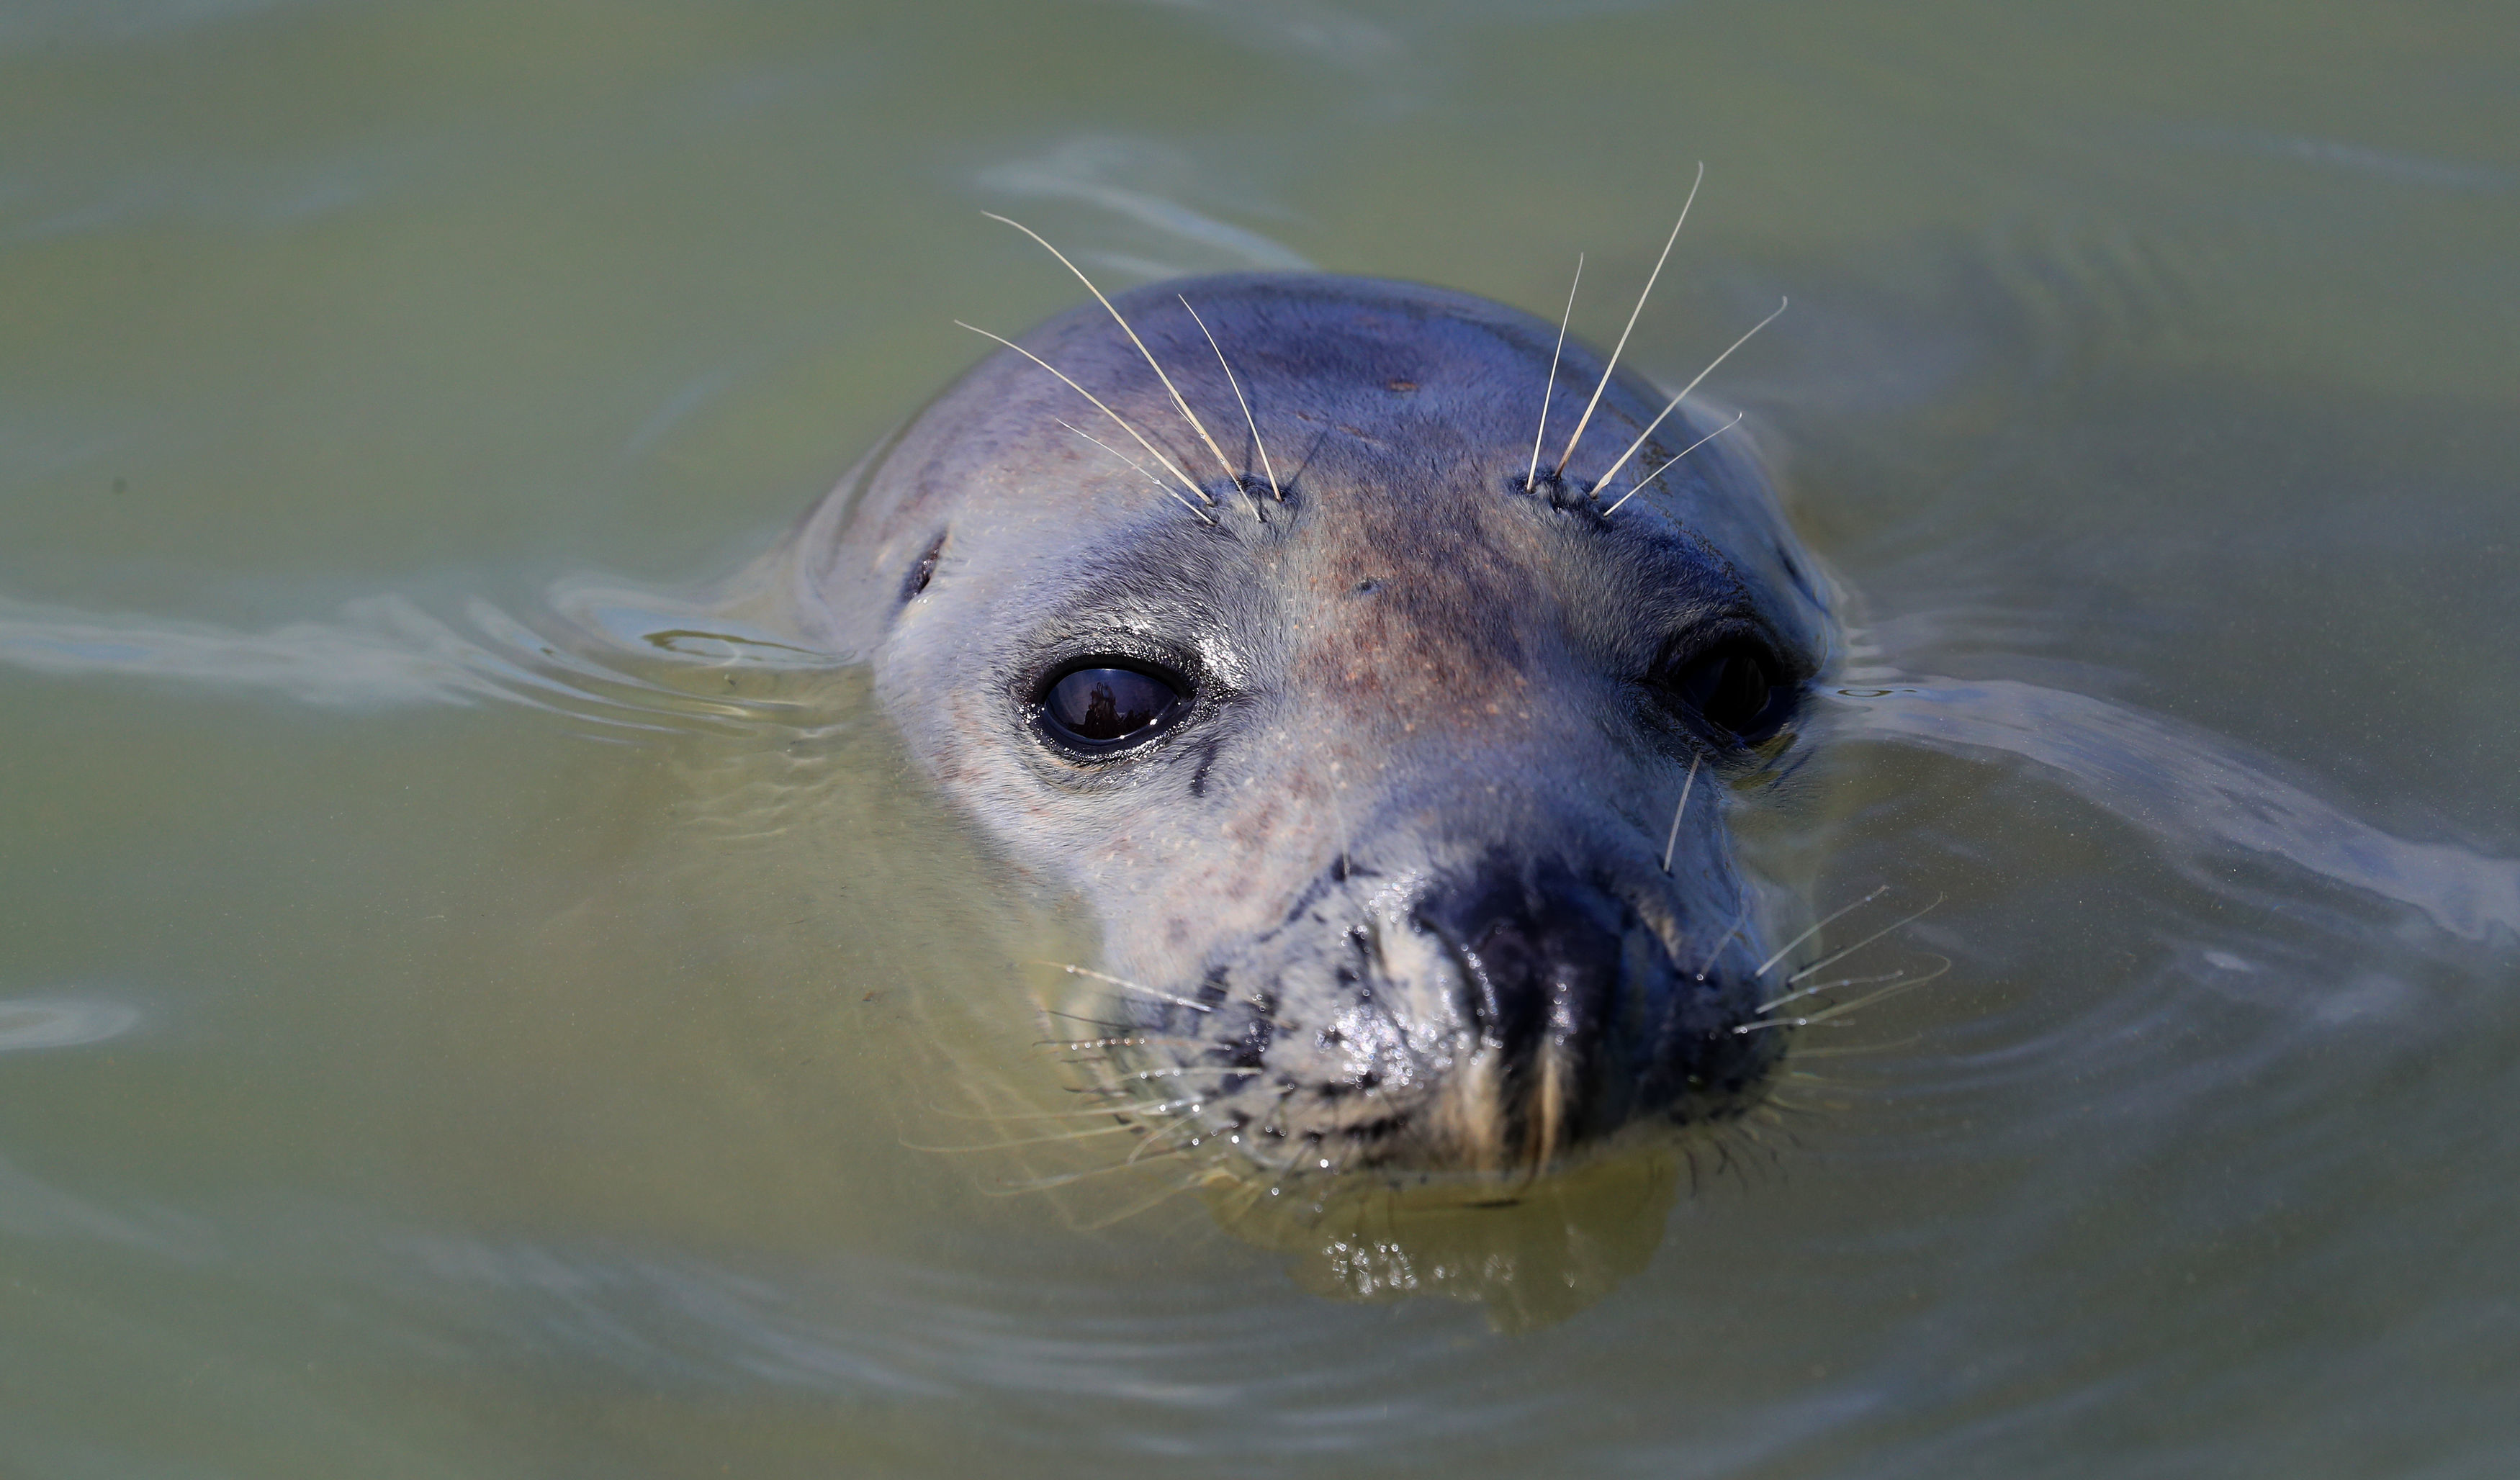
[783,263,1835,1186]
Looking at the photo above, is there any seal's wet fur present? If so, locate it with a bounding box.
[793,272,1835,1186]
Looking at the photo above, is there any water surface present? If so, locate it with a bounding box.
[4,2,2517,1476]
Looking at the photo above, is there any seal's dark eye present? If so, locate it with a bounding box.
[1040,665,1184,749]
[1660,641,1791,742]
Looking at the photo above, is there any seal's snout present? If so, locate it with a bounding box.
[1409,859,1776,1173]
[1416,861,1631,1159]
[1098,844,1780,1182]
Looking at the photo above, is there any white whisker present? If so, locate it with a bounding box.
[901,1121,1140,1153]
[1783,894,1943,984]
[984,212,1238,483]
[1755,885,1892,977]
[1695,898,1752,979]
[1735,957,1950,1034]
[1659,752,1700,875]
[1040,1009,1137,1034]
[1582,297,1786,494]
[1599,411,1745,517]
[980,1152,1184,1196]
[1037,1033,1205,1051]
[1030,959,1215,1014]
[1730,1017,1846,1035]
[1052,418,1219,524]
[1124,1108,1207,1167]
[1178,294,1280,513]
[1788,1036,1924,1059]
[1128,1064,1264,1081]
[1755,967,1908,1016]
[1553,162,1703,477]
[1526,251,1584,492]
[923,1098,1189,1124]
[956,322,1214,508]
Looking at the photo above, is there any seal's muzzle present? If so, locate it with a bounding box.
[1106,830,1783,1183]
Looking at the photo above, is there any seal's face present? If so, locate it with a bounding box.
[807,274,1834,1183]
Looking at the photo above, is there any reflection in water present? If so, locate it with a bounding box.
[1218,1147,1688,1331]
[977,137,1315,275]
[0,997,139,1052]
[0,586,840,723]
[6,569,2503,1336]
[0,592,510,708]
[0,1152,212,1258]
[1830,677,2520,942]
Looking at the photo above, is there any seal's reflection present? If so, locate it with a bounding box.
[1210,1144,1688,1330]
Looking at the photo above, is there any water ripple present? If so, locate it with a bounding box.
[0,996,140,1052]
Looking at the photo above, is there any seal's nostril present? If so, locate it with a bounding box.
[1413,860,1657,1144]
[1400,855,1784,1164]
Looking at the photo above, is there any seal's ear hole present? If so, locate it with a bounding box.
[1038,664,1187,752]
[1657,639,1792,744]
[902,531,948,603]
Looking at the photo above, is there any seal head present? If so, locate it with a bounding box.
[796,272,1832,1183]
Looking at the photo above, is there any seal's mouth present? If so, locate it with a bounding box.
[1083,855,1782,1183]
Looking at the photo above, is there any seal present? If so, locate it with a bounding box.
[784,243,1833,1188]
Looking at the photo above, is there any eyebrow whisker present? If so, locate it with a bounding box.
[1526,251,1584,493]
[1581,297,1786,495]
[984,212,1240,486]
[955,320,1214,507]
[1599,410,1745,516]
[1051,418,1219,525]
[1178,294,1278,517]
[1552,161,1703,479]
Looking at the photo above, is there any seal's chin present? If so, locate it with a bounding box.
[1094,859,1783,1183]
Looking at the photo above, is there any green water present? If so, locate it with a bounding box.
[4,2,2516,1475]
